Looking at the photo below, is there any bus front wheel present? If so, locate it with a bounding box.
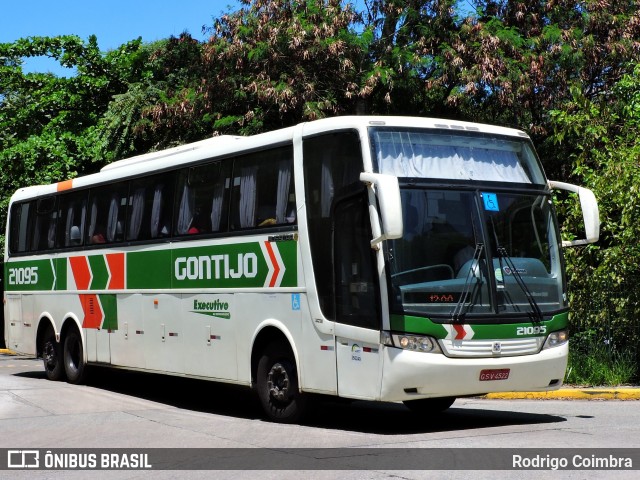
[63,330,87,384]
[256,344,306,423]
[42,326,64,381]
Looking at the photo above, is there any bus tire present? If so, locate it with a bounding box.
[403,396,456,414]
[256,343,306,423]
[63,329,87,384]
[42,325,64,381]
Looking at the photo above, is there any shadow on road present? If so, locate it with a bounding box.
[15,363,567,434]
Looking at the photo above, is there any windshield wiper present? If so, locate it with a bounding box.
[496,246,543,322]
[450,243,484,322]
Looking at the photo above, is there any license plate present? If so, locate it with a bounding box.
[479,368,510,381]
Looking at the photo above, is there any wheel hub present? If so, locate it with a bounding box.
[43,342,56,367]
[267,363,290,402]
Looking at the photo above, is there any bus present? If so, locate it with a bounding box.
[4,116,599,422]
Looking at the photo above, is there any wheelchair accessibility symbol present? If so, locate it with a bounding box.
[482,192,500,212]
[291,293,301,311]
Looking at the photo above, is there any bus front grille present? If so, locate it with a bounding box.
[439,337,544,358]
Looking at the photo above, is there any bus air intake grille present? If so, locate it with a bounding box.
[440,337,544,358]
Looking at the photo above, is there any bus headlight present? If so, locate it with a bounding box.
[381,331,441,353]
[543,329,569,349]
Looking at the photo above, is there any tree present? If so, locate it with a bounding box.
[448,1,640,178]
[153,0,366,135]
[0,35,149,246]
[95,34,207,159]
[357,0,463,117]
[550,64,640,358]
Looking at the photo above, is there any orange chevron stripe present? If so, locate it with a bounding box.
[80,294,103,329]
[263,241,280,288]
[106,253,125,289]
[69,256,91,290]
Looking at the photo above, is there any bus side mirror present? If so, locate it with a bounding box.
[360,172,403,246]
[548,180,600,246]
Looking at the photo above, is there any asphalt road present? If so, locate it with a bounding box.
[0,352,638,479]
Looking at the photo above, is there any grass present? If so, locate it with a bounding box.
[565,336,638,386]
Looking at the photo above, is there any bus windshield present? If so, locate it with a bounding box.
[371,128,546,184]
[370,128,565,319]
[385,188,566,318]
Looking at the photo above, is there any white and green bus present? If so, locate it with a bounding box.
[4,116,598,422]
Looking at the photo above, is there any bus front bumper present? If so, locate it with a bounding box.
[379,342,568,402]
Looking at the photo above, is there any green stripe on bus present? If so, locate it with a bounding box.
[127,249,173,290]
[89,255,109,290]
[127,240,298,290]
[4,259,56,291]
[99,294,118,330]
[55,257,67,290]
[390,312,569,339]
[277,240,297,288]
[6,240,298,292]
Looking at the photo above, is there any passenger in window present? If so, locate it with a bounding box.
[91,228,106,244]
[70,226,82,246]
[89,225,107,245]
[188,213,205,234]
[257,205,276,227]
[454,244,475,273]
[286,207,296,224]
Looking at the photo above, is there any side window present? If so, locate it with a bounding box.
[230,146,295,230]
[129,173,176,241]
[31,196,58,251]
[57,190,88,248]
[303,131,363,319]
[9,202,32,254]
[87,184,128,245]
[175,162,230,236]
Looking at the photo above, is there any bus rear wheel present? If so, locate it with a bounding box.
[256,344,306,423]
[403,396,456,414]
[42,326,64,381]
[63,330,87,384]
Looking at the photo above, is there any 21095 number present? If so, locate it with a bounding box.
[8,267,39,285]
[516,326,547,335]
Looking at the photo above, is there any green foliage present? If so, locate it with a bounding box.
[550,65,640,375]
[0,35,153,251]
[198,0,364,133]
[92,82,160,163]
[566,331,638,386]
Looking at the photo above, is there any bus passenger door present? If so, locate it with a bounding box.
[333,192,383,400]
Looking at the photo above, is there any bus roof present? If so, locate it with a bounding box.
[9,116,530,203]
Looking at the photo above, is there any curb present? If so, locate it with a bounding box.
[0,349,17,355]
[485,388,640,400]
